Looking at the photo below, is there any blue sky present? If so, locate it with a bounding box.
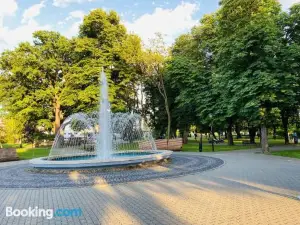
[0,0,298,52]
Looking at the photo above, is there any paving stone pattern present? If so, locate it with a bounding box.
[0,151,300,225]
[0,155,223,188]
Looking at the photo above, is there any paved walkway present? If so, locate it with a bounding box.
[1,150,300,225]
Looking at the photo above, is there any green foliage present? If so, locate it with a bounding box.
[167,13,220,131]
[77,9,142,112]
[164,1,300,149]
[216,0,283,122]
[2,117,24,144]
[1,4,300,152]
[139,33,172,139]
[0,9,143,139]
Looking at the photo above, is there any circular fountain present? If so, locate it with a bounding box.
[30,70,172,169]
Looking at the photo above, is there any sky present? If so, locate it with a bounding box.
[0,0,299,53]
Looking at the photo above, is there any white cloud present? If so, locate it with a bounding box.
[124,2,199,46]
[66,10,85,20]
[64,21,81,37]
[280,0,300,9]
[0,0,18,26]
[0,20,51,52]
[62,10,85,38]
[0,0,50,52]
[22,1,46,24]
[53,0,95,8]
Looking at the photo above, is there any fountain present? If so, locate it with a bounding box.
[30,70,172,169]
[97,69,113,159]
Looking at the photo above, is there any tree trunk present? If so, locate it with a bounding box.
[248,127,256,144]
[211,127,217,139]
[236,123,242,139]
[157,77,171,144]
[54,100,61,134]
[165,104,171,141]
[183,130,188,144]
[281,111,289,145]
[261,124,270,153]
[227,121,234,146]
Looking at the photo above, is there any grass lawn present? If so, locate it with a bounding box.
[2,136,298,159]
[271,150,300,159]
[182,140,259,152]
[2,143,50,160]
[16,147,51,160]
[183,137,299,152]
[2,143,30,149]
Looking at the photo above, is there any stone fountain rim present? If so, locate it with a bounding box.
[29,150,172,169]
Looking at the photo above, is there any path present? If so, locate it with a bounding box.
[0,151,300,225]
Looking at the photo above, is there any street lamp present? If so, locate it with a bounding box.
[209,114,214,152]
[199,132,203,152]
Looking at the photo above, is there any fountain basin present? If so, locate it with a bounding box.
[30,150,172,169]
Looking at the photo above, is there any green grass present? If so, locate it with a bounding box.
[2,136,298,159]
[16,147,51,160]
[271,150,300,159]
[182,140,259,152]
[193,136,292,145]
[2,143,50,160]
[184,136,300,152]
[2,143,30,149]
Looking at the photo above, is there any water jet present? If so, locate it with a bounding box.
[30,70,172,169]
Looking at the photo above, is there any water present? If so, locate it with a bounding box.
[97,69,113,159]
[49,70,157,160]
[47,152,154,161]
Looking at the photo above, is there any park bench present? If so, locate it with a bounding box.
[209,139,224,144]
[242,140,255,145]
[139,138,183,151]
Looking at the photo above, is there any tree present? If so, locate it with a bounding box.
[3,116,24,147]
[33,31,73,133]
[0,41,55,138]
[77,9,142,113]
[215,0,283,153]
[0,9,143,137]
[140,33,172,141]
[278,3,300,144]
[167,14,228,144]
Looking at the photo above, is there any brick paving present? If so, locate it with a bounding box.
[0,150,300,225]
[0,155,223,188]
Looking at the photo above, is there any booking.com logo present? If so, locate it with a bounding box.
[6,207,82,219]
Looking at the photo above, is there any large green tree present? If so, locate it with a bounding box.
[139,34,172,141]
[278,3,300,144]
[166,14,225,143]
[0,31,72,134]
[0,9,143,136]
[215,0,284,152]
[75,9,142,113]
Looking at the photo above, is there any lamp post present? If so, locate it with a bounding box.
[199,133,203,152]
[209,114,214,152]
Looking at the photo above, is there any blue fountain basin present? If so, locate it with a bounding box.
[29,150,172,169]
[47,152,155,161]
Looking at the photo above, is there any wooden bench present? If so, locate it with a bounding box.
[242,140,255,145]
[139,138,183,151]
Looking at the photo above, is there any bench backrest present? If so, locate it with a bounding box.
[138,138,183,151]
